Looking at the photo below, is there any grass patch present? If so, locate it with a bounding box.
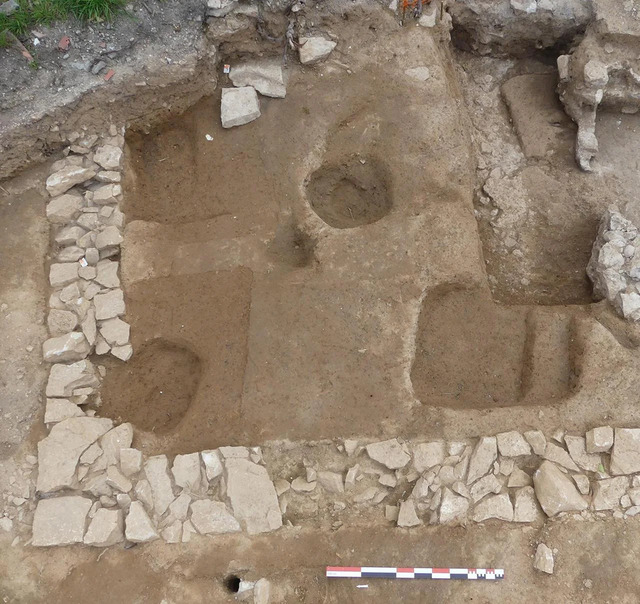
[0,0,127,39]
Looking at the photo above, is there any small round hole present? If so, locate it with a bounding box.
[224,575,241,593]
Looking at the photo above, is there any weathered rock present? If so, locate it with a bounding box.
[534,543,554,574]
[55,225,87,246]
[573,474,591,495]
[586,426,614,453]
[42,332,90,363]
[99,318,130,346]
[397,500,421,527]
[592,477,629,510]
[230,59,286,98]
[99,423,134,468]
[84,508,124,546]
[611,428,640,475]
[46,192,83,223]
[37,416,112,492]
[44,398,84,423]
[366,439,410,470]
[168,492,191,522]
[95,226,123,250]
[134,479,154,512]
[404,66,431,82]
[533,461,588,517]
[219,446,250,459]
[80,442,103,465]
[472,493,513,522]
[47,309,78,336]
[513,486,541,522]
[467,437,497,484]
[93,145,123,170]
[412,441,446,473]
[49,263,79,288]
[120,448,143,477]
[508,467,532,488]
[46,360,99,398]
[125,501,159,543]
[161,519,183,543]
[220,87,261,128]
[564,436,601,472]
[95,259,120,288]
[57,246,85,262]
[543,442,580,472]
[46,166,96,197]
[299,36,337,65]
[207,0,236,17]
[172,453,205,493]
[190,500,241,534]
[201,449,223,480]
[95,170,121,183]
[496,431,531,457]
[94,289,125,320]
[254,578,271,604]
[225,458,282,534]
[317,471,344,494]
[469,473,503,503]
[106,465,133,493]
[144,455,176,516]
[524,430,546,456]
[111,344,133,361]
[439,487,470,524]
[32,496,92,546]
[81,309,97,347]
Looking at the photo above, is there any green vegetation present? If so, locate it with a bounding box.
[0,0,126,38]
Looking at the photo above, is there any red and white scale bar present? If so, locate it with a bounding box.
[326,567,504,580]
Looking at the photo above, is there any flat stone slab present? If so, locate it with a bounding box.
[230,59,286,98]
[299,36,337,65]
[220,87,261,128]
[190,500,241,534]
[32,496,92,546]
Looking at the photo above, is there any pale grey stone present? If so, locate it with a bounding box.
[161,519,182,543]
[508,467,532,488]
[95,259,120,288]
[404,66,431,82]
[586,426,614,453]
[318,471,344,494]
[55,225,87,246]
[172,453,204,493]
[472,493,513,522]
[564,436,601,472]
[32,496,92,546]
[543,442,580,472]
[47,309,78,336]
[111,344,133,361]
[99,317,130,346]
[42,331,89,363]
[134,479,154,512]
[366,438,410,470]
[44,398,84,423]
[254,578,271,604]
[93,145,123,170]
[94,289,125,320]
[573,474,591,495]
[46,166,96,196]
[81,309,97,347]
[534,543,554,574]
[467,437,497,484]
[168,492,191,522]
[497,431,531,457]
[513,486,541,522]
[439,487,469,524]
[533,461,588,517]
[49,263,79,288]
[397,500,421,527]
[226,458,282,534]
[125,501,158,543]
[57,245,85,262]
[84,508,124,546]
[46,192,82,223]
[106,465,133,493]
[79,443,102,465]
[95,226,123,250]
[144,455,176,516]
[230,59,286,98]
[524,430,546,455]
[469,473,503,503]
[221,87,261,128]
[511,0,536,13]
[95,170,121,183]
[592,477,629,510]
[299,36,337,65]
[611,429,640,475]
[219,446,249,458]
[190,500,241,534]
[201,449,223,480]
[120,448,143,477]
[98,423,134,468]
[412,441,446,473]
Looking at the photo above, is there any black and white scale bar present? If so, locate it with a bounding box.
[326,567,504,580]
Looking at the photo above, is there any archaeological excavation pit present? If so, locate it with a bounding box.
[8,1,640,602]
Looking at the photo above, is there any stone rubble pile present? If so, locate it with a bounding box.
[587,207,640,321]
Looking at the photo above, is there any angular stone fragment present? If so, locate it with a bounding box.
[106,465,133,493]
[564,436,601,472]
[524,430,546,456]
[496,431,531,457]
[201,449,223,480]
[534,543,554,574]
[47,192,83,223]
[397,500,421,527]
[144,455,176,516]
[405,66,431,82]
[543,442,580,472]
[317,471,344,494]
[225,458,282,534]
[99,423,134,468]
[469,473,503,503]
[168,492,191,522]
[58,246,85,263]
[190,500,241,535]
[93,145,123,170]
[42,332,90,363]
[49,263,79,288]
[508,467,532,488]
[573,474,590,495]
[592,477,629,510]
[120,448,143,477]
[47,309,78,336]
[513,486,541,522]
[32,496,92,546]
[254,578,271,604]
[111,344,133,361]
[366,439,410,470]
[439,487,470,524]
[533,461,587,517]
[44,398,85,423]
[95,170,121,183]
[299,36,337,65]
[221,87,261,128]
[125,501,158,543]
[94,289,125,320]
[46,165,96,196]
[37,416,112,492]
[84,508,124,546]
[95,259,120,288]
[230,59,286,98]
[81,309,97,347]
[95,226,123,250]
[412,441,446,473]
[172,453,204,493]
[55,225,87,246]
[134,479,154,512]
[99,318,130,346]
[467,437,497,484]
[472,493,513,522]
[611,429,640,475]
[586,426,614,453]
[161,519,182,543]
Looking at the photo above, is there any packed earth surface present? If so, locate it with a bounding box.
[4,0,640,602]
